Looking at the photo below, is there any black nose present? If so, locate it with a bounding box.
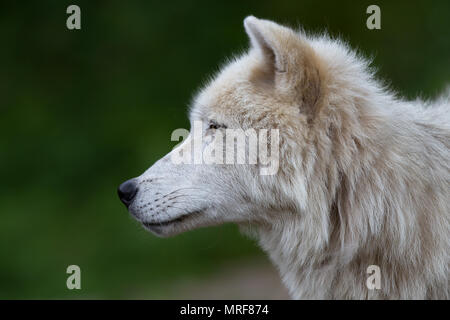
[118,179,138,207]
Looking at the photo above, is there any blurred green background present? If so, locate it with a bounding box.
[0,0,448,299]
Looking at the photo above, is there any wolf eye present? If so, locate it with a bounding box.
[208,121,226,130]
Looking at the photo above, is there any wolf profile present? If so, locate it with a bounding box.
[119,17,449,299]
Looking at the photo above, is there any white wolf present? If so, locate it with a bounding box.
[118,16,449,299]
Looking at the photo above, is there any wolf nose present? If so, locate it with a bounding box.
[118,179,138,208]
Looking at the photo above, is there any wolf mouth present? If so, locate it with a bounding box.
[142,210,203,228]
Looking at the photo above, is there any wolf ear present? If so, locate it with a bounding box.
[244,16,290,72]
[244,16,323,110]
[244,16,291,72]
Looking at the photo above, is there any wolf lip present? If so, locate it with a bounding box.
[142,210,202,228]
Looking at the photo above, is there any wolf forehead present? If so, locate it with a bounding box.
[190,17,329,130]
[191,59,292,128]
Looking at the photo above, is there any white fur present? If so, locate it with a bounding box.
[128,17,449,299]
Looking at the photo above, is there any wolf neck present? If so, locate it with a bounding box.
[256,86,405,299]
[255,213,369,299]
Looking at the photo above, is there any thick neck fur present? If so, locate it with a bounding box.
[253,40,449,299]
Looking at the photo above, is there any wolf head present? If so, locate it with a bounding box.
[118,16,364,237]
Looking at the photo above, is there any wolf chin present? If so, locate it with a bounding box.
[118,16,449,299]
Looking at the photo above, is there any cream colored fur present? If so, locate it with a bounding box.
[129,17,449,299]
